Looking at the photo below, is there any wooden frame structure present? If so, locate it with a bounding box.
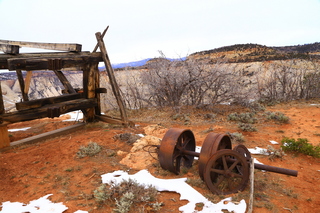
[0,30,130,149]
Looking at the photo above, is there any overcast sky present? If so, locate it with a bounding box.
[1,0,320,63]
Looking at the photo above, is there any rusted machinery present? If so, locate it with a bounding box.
[156,128,298,195]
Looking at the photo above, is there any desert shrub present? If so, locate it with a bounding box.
[229,132,245,143]
[76,142,102,158]
[94,179,160,212]
[281,137,320,158]
[238,123,257,132]
[263,145,286,161]
[227,112,257,124]
[265,111,289,123]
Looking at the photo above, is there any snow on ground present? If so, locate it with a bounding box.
[101,170,247,213]
[61,110,83,122]
[8,127,31,132]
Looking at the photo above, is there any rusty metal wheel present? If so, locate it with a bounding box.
[198,133,232,180]
[158,128,196,175]
[203,149,249,195]
[233,144,251,161]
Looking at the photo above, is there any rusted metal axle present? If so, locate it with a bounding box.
[155,144,298,177]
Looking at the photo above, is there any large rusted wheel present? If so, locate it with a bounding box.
[158,128,196,175]
[203,149,249,195]
[198,133,232,180]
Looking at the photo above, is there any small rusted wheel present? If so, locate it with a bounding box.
[198,133,232,180]
[203,149,249,195]
[233,144,251,161]
[158,128,196,175]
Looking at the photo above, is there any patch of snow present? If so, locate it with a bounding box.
[8,127,31,132]
[269,140,279,145]
[0,194,88,213]
[101,170,246,213]
[61,110,83,122]
[248,147,269,155]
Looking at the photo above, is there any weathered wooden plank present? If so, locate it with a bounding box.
[15,93,84,110]
[0,44,19,54]
[1,98,97,125]
[8,123,85,148]
[0,51,100,70]
[95,32,129,126]
[0,39,82,52]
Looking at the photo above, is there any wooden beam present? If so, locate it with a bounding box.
[0,81,10,148]
[95,32,129,126]
[0,39,82,52]
[0,51,98,70]
[15,93,84,110]
[1,98,97,125]
[6,53,102,71]
[0,44,19,54]
[4,123,85,150]
[82,62,98,122]
[53,70,77,93]
[16,70,29,101]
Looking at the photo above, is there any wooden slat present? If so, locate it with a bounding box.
[16,93,84,110]
[0,44,19,54]
[8,123,85,149]
[1,98,97,125]
[0,39,82,52]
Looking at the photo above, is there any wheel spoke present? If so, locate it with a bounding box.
[215,174,226,186]
[229,159,240,171]
[222,155,228,171]
[211,168,225,175]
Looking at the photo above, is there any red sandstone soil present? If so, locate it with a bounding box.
[1,101,320,213]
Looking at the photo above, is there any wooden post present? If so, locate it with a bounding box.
[95,32,128,126]
[0,81,10,148]
[248,157,255,213]
[82,62,98,122]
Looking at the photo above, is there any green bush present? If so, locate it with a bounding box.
[281,137,320,158]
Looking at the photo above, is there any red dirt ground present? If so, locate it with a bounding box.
[0,100,320,213]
